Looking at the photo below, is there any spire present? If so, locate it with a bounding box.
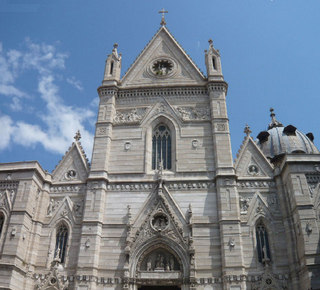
[74,130,81,141]
[159,8,168,26]
[205,38,223,81]
[102,43,122,85]
[268,108,283,130]
[244,124,252,136]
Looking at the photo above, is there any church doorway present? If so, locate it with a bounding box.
[139,286,181,290]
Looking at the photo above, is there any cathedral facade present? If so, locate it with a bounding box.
[0,21,319,290]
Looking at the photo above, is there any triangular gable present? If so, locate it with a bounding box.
[128,182,190,252]
[235,136,274,178]
[140,98,183,126]
[0,189,13,212]
[247,192,273,224]
[121,26,206,88]
[52,141,89,183]
[47,196,76,225]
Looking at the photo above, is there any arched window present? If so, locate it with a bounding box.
[0,213,4,238]
[152,124,172,170]
[256,221,271,264]
[54,224,68,263]
[110,61,114,75]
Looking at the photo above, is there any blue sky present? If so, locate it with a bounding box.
[1,0,320,172]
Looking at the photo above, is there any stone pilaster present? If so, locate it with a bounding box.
[90,86,117,179]
[208,83,246,290]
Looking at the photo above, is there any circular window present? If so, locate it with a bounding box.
[266,278,272,285]
[248,164,259,175]
[151,212,169,232]
[152,59,173,76]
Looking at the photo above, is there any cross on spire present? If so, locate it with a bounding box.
[159,8,168,26]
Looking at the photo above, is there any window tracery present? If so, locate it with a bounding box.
[152,124,172,170]
[0,213,4,238]
[256,220,271,264]
[54,224,68,263]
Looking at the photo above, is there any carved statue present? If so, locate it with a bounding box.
[169,256,174,271]
[147,258,152,271]
[155,254,165,269]
[47,199,54,216]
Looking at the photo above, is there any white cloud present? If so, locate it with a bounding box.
[0,39,95,160]
[0,114,14,150]
[67,77,83,91]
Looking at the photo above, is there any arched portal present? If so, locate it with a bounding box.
[129,238,189,289]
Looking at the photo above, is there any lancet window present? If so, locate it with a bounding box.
[54,224,68,263]
[152,124,172,170]
[0,214,4,238]
[256,221,271,264]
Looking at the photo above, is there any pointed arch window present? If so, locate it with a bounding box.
[0,213,4,238]
[152,124,172,170]
[54,224,68,263]
[256,221,271,264]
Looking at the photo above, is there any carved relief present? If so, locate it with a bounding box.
[113,107,147,125]
[47,199,61,216]
[97,126,107,136]
[175,106,210,121]
[216,123,226,131]
[140,249,180,272]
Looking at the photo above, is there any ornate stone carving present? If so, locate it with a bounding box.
[240,197,251,214]
[216,123,226,131]
[151,210,169,232]
[97,126,107,136]
[64,169,77,181]
[248,164,259,175]
[175,106,210,121]
[34,256,68,290]
[140,249,179,272]
[47,199,60,216]
[113,108,147,125]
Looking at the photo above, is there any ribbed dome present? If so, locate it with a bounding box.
[256,109,319,160]
[257,126,319,160]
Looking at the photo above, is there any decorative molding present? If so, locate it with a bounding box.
[106,182,213,191]
[116,87,208,99]
[0,181,19,190]
[237,181,275,189]
[50,185,86,193]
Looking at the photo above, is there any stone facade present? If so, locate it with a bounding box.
[0,24,319,290]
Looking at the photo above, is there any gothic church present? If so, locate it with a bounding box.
[0,17,320,290]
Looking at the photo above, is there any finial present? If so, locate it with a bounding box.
[268,107,283,129]
[74,130,81,141]
[244,124,252,136]
[208,39,213,47]
[159,8,168,26]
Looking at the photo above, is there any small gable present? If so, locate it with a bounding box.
[121,27,206,88]
[52,141,89,183]
[235,136,273,178]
